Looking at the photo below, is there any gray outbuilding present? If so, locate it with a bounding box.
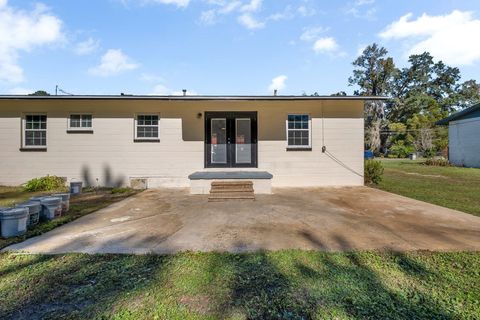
[437,103,480,168]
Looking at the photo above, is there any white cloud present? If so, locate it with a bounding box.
[138,0,190,7]
[313,37,339,54]
[300,26,327,42]
[238,13,265,29]
[200,0,309,30]
[88,49,138,77]
[200,9,217,24]
[379,10,480,65]
[268,75,287,93]
[74,38,100,55]
[219,1,242,14]
[356,43,367,56]
[0,1,63,83]
[297,5,316,17]
[299,27,343,56]
[200,1,265,29]
[241,0,262,13]
[345,0,376,20]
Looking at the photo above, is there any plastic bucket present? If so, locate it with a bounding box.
[16,201,42,227]
[0,207,28,238]
[29,196,47,220]
[70,182,83,195]
[39,197,63,220]
[52,193,70,213]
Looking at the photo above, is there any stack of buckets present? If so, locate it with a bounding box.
[0,193,71,238]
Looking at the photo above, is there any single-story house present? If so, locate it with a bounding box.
[437,103,480,168]
[0,95,384,194]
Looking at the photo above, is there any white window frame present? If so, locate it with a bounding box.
[134,113,160,141]
[22,113,48,149]
[286,114,312,149]
[67,114,93,131]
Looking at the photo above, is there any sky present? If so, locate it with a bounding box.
[1,0,480,96]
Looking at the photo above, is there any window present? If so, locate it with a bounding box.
[287,114,311,148]
[135,114,159,140]
[69,114,92,130]
[24,115,47,148]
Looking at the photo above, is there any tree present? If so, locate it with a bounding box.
[348,43,396,153]
[28,90,50,96]
[350,46,480,156]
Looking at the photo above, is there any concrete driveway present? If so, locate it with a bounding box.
[5,187,480,254]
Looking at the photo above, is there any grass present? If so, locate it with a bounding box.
[376,160,480,216]
[0,187,139,250]
[1,170,479,319]
[0,250,479,319]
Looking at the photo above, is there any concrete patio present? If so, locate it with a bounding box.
[4,187,480,254]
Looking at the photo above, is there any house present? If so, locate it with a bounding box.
[437,103,480,168]
[0,95,384,194]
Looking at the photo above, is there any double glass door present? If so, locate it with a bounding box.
[205,112,257,168]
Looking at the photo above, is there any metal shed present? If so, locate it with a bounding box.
[437,103,480,168]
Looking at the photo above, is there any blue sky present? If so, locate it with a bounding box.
[1,0,480,95]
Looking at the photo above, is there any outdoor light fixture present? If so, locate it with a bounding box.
[197,112,202,119]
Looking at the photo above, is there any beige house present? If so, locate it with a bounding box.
[0,95,382,194]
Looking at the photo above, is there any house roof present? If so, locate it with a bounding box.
[0,95,389,101]
[437,103,480,125]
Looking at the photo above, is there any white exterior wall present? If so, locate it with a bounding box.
[0,99,364,188]
[448,117,480,168]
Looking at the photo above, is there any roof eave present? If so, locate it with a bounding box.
[0,95,390,101]
[436,103,480,125]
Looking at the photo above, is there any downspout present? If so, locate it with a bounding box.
[321,104,326,153]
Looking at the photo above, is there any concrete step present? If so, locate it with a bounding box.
[208,193,255,201]
[211,181,253,187]
[210,188,254,193]
[208,180,255,201]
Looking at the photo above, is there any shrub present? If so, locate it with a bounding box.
[24,175,66,192]
[364,160,384,185]
[423,148,436,158]
[111,187,133,194]
[389,141,415,158]
[424,158,452,167]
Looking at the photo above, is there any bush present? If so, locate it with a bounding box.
[23,175,66,192]
[364,160,384,185]
[423,148,436,158]
[389,141,415,158]
[424,158,452,167]
[111,187,133,194]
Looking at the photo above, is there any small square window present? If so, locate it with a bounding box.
[287,114,311,148]
[135,114,159,141]
[69,114,92,130]
[23,114,47,148]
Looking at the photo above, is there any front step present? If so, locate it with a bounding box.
[208,181,255,201]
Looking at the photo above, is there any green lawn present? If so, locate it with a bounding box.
[1,170,480,319]
[0,187,139,250]
[0,251,479,319]
[376,160,480,216]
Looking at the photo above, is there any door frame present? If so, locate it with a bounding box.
[204,111,258,168]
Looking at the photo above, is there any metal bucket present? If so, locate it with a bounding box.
[0,207,28,238]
